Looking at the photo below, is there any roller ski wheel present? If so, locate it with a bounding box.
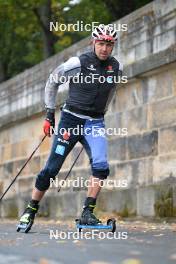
[107,218,116,233]
[16,220,33,233]
[75,218,82,232]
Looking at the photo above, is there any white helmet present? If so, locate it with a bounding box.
[92,24,118,42]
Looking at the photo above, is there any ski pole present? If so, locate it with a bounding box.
[58,146,84,192]
[0,135,47,202]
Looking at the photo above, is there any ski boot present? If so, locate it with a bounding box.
[16,202,39,233]
[80,197,101,225]
[80,206,102,225]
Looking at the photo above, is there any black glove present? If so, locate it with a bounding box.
[45,108,55,127]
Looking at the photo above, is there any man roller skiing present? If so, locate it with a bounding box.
[18,24,122,231]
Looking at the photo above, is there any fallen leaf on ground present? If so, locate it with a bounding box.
[39,258,49,264]
[153,233,164,237]
[169,254,176,260]
[56,240,67,244]
[72,239,85,245]
[32,241,48,246]
[121,258,143,264]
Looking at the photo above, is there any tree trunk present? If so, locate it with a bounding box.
[0,61,7,83]
[33,0,58,58]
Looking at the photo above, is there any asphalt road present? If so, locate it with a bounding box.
[0,219,175,264]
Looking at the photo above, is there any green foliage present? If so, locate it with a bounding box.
[154,186,174,217]
[0,0,43,79]
[0,0,153,81]
[52,0,112,53]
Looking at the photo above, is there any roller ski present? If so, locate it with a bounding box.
[76,202,116,233]
[16,202,39,233]
[76,216,116,233]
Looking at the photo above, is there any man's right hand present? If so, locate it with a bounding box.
[43,109,55,137]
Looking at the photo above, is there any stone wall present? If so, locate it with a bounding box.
[0,0,176,219]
